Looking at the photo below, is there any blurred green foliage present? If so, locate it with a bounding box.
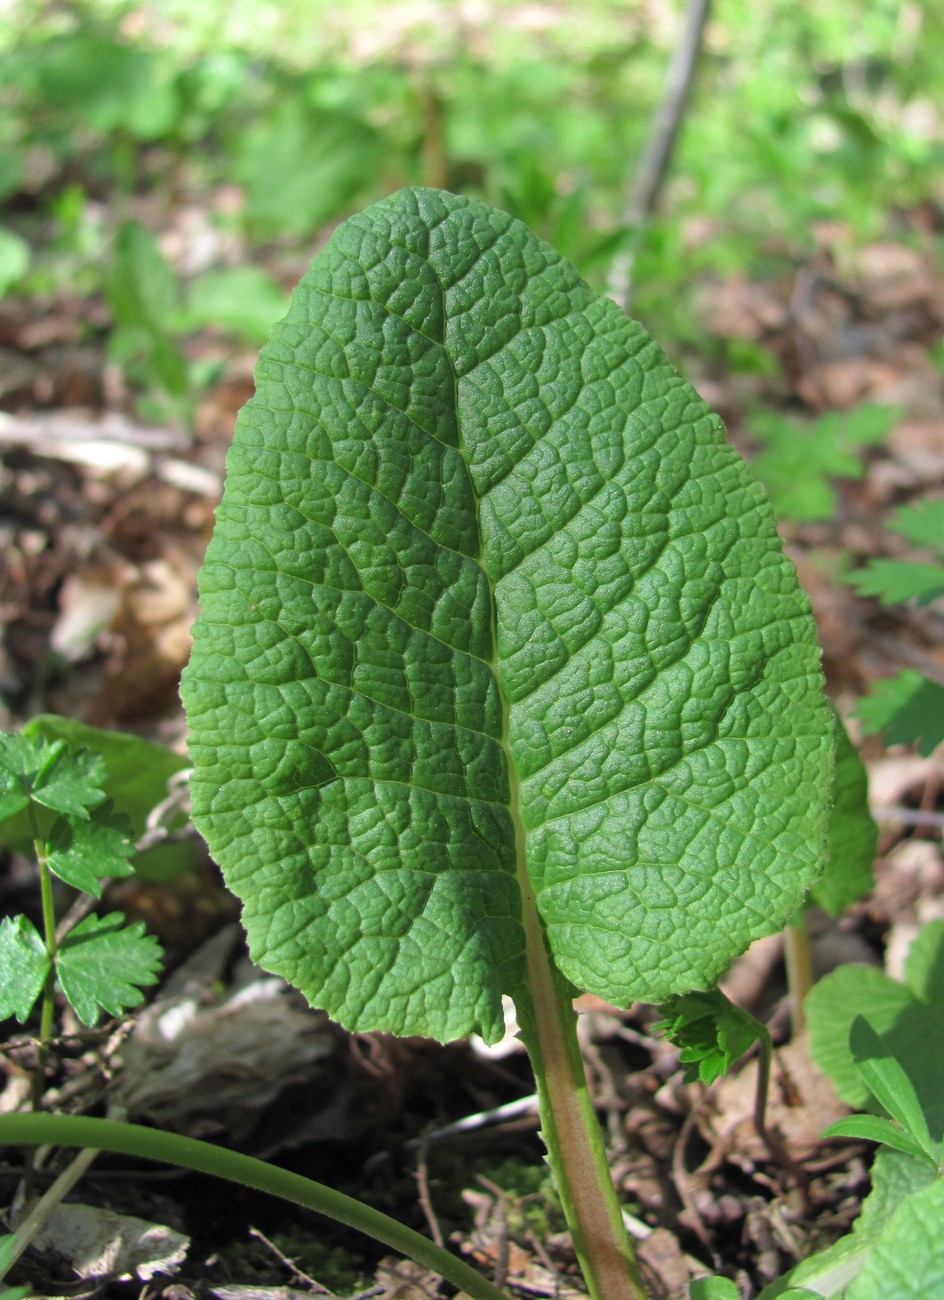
[1,0,941,289]
[0,0,940,415]
[747,404,899,522]
[850,501,944,756]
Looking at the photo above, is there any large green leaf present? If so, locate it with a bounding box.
[810,711,875,915]
[182,187,832,1043]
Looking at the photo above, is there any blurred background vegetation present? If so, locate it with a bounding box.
[1,0,941,422]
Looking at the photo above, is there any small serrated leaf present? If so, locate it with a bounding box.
[46,801,136,896]
[849,559,944,607]
[887,500,944,551]
[0,731,109,822]
[750,405,896,522]
[32,744,108,818]
[0,915,50,1023]
[655,988,764,1084]
[56,912,162,1027]
[2,716,192,883]
[854,670,944,756]
[0,732,54,822]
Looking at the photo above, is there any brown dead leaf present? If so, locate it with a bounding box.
[887,419,944,483]
[374,1256,445,1298]
[50,560,132,662]
[795,354,933,411]
[636,1226,697,1299]
[89,550,198,722]
[851,243,944,315]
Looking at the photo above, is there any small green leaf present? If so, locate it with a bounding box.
[821,1114,938,1168]
[0,915,50,1023]
[0,732,108,823]
[21,716,189,823]
[887,500,944,550]
[811,711,875,914]
[0,225,29,295]
[179,266,290,342]
[849,559,944,607]
[32,743,108,818]
[0,734,34,822]
[46,801,136,896]
[56,913,163,1027]
[655,988,764,1084]
[689,1277,740,1299]
[2,715,192,881]
[236,100,383,238]
[847,1016,937,1163]
[0,1234,15,1271]
[854,669,944,756]
[750,405,896,522]
[108,220,179,330]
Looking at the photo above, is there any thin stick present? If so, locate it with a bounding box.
[783,920,814,1038]
[415,1137,445,1249]
[3,1145,99,1275]
[609,0,714,311]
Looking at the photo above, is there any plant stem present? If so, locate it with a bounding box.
[0,1114,512,1300]
[608,0,713,311]
[23,806,61,1198]
[512,876,648,1299]
[751,1026,811,1209]
[3,1145,99,1276]
[783,917,814,1037]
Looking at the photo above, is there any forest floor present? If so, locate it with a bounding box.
[1,195,944,1300]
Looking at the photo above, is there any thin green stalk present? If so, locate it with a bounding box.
[783,917,814,1037]
[752,1024,810,1210]
[497,678,646,1298]
[3,1145,99,1274]
[0,1114,511,1300]
[512,873,647,1299]
[23,806,60,1197]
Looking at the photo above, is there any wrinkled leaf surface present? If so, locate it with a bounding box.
[183,188,832,1042]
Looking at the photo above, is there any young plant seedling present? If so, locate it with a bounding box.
[0,730,163,1041]
[177,187,834,1299]
[0,727,165,1282]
